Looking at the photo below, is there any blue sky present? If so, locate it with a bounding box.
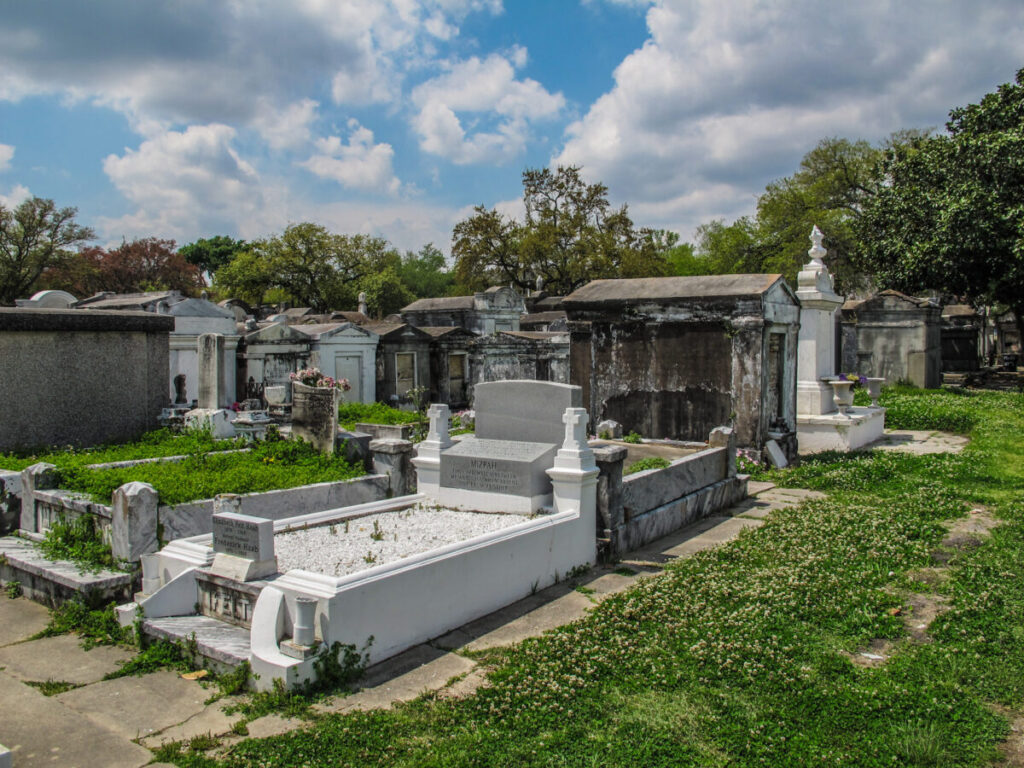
[1,1,1023,258]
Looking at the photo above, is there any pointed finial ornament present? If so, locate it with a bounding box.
[808,226,826,267]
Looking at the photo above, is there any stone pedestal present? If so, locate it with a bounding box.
[411,404,453,496]
[291,382,340,454]
[370,438,416,496]
[796,226,885,454]
[197,333,225,410]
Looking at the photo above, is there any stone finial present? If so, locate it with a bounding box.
[561,407,589,451]
[808,225,826,267]
[358,291,368,316]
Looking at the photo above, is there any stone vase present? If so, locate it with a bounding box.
[866,377,884,408]
[290,382,340,454]
[831,380,855,415]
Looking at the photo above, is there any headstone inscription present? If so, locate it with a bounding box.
[440,439,557,497]
[210,499,277,580]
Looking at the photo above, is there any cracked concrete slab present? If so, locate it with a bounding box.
[0,673,152,768]
[139,697,246,748]
[0,595,50,647]
[0,633,135,686]
[56,670,210,742]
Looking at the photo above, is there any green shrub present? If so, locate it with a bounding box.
[622,431,643,444]
[624,457,670,475]
[57,437,364,505]
[0,427,244,472]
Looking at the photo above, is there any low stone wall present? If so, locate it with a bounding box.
[595,428,744,556]
[0,536,133,607]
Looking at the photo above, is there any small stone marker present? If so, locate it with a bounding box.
[596,419,622,439]
[764,439,788,468]
[210,502,277,581]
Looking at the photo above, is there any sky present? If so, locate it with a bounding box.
[1,0,1023,259]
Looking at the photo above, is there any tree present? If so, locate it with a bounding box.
[214,223,402,312]
[357,266,414,318]
[0,197,94,304]
[179,236,247,277]
[398,243,455,299]
[857,68,1024,341]
[452,166,669,296]
[42,238,204,296]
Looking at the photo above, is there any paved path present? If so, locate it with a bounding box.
[0,429,956,762]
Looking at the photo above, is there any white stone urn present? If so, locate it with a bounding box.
[866,377,884,408]
[831,380,855,415]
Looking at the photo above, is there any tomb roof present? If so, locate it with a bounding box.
[401,295,475,312]
[419,325,477,338]
[363,321,433,341]
[563,274,784,306]
[519,311,566,324]
[499,330,567,341]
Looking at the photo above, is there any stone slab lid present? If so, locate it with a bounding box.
[0,306,174,332]
[401,295,475,312]
[563,274,783,307]
[474,379,582,446]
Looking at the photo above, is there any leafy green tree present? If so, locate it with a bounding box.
[211,247,277,308]
[214,223,401,312]
[179,236,246,276]
[452,166,669,296]
[398,243,454,299]
[0,197,94,304]
[357,266,415,318]
[693,217,764,275]
[858,68,1024,342]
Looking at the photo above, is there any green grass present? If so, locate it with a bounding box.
[0,428,246,472]
[135,388,1024,767]
[56,437,365,505]
[624,456,671,475]
[24,679,82,696]
[338,402,420,431]
[38,513,120,572]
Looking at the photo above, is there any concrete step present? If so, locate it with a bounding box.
[143,615,250,673]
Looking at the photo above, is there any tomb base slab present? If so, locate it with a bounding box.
[797,406,886,454]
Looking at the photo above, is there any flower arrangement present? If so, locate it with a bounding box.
[839,373,868,390]
[290,367,352,391]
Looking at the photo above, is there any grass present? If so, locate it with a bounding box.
[338,402,420,431]
[624,456,671,475]
[38,513,120,572]
[94,388,1024,766]
[56,435,365,505]
[24,679,82,696]
[0,427,245,472]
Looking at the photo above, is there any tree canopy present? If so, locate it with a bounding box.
[0,197,94,305]
[452,166,670,296]
[214,223,407,315]
[858,68,1024,337]
[41,237,204,296]
[179,235,247,276]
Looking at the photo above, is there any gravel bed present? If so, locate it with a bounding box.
[274,505,526,577]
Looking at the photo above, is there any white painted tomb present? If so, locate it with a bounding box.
[796,227,886,453]
[119,381,598,691]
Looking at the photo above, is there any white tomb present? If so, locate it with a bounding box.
[796,227,886,453]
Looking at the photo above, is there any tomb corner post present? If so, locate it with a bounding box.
[371,438,416,496]
[19,462,58,533]
[111,481,159,564]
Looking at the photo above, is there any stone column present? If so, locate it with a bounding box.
[111,482,159,564]
[19,462,58,533]
[796,226,844,415]
[371,438,416,496]
[592,444,626,551]
[410,404,453,497]
[709,425,737,478]
[547,407,599,516]
[197,333,225,410]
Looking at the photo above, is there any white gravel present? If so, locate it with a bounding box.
[274,504,526,578]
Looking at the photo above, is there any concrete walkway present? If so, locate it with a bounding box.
[0,429,955,764]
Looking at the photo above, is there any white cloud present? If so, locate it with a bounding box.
[0,144,13,172]
[0,183,30,209]
[251,99,319,150]
[100,124,263,242]
[556,0,1024,239]
[0,1,504,143]
[300,121,402,195]
[412,49,564,164]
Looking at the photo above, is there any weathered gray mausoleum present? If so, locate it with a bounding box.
[564,275,800,459]
[840,291,942,388]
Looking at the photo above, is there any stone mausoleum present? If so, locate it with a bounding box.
[564,274,801,460]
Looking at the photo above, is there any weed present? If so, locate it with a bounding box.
[624,456,670,475]
[370,520,384,541]
[31,600,129,648]
[4,580,22,599]
[25,679,81,696]
[38,513,119,572]
[104,638,192,679]
[364,551,377,564]
[622,431,643,444]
